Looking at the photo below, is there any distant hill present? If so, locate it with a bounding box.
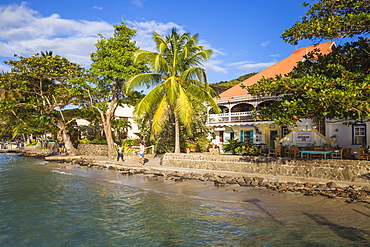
[210,73,257,94]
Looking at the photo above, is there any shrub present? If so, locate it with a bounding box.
[122,139,139,153]
[78,138,91,144]
[222,139,244,154]
[235,142,260,156]
[90,136,107,144]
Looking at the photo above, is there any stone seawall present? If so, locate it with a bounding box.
[76,144,155,160]
[77,144,108,156]
[161,153,370,184]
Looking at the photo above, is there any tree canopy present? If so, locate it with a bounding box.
[127,28,220,153]
[0,53,86,152]
[248,0,370,125]
[87,20,146,157]
[282,0,370,45]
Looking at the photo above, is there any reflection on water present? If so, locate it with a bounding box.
[0,154,370,246]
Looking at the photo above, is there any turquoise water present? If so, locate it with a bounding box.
[1,154,370,246]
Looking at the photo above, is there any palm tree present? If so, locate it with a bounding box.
[112,118,132,142]
[127,28,220,153]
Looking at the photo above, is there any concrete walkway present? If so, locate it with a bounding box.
[44,154,370,188]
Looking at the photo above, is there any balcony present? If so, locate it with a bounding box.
[208,111,256,124]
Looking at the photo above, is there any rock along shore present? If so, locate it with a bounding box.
[20,148,370,203]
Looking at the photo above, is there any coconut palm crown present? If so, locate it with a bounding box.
[127,28,220,153]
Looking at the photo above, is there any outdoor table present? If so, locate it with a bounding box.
[300,150,333,159]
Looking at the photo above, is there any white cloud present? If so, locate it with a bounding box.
[203,59,227,74]
[228,60,276,73]
[0,63,11,72]
[0,3,227,75]
[92,6,103,10]
[270,53,280,58]
[0,3,113,65]
[260,41,270,47]
[199,39,226,58]
[127,20,185,51]
[132,0,146,7]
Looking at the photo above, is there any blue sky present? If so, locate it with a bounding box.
[0,0,331,83]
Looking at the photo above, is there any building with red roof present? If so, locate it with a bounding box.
[207,41,336,149]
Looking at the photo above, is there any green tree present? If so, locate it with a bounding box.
[1,53,86,153]
[248,0,370,125]
[112,118,132,142]
[281,0,370,45]
[87,20,146,158]
[127,28,220,153]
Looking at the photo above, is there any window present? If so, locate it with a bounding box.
[243,130,253,142]
[281,126,290,138]
[230,132,235,140]
[220,131,224,142]
[353,124,366,145]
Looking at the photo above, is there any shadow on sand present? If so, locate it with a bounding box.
[304,213,370,242]
[243,198,284,226]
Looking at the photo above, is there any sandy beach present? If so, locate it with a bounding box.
[51,160,370,240]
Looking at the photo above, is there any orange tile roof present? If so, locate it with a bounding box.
[219,41,335,99]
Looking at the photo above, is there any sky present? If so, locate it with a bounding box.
[0,0,333,84]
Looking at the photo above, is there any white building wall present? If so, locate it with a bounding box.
[114,105,140,139]
[326,121,370,157]
[76,105,140,140]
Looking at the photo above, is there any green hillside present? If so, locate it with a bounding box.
[210,73,257,94]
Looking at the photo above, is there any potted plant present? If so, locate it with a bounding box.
[185,141,196,154]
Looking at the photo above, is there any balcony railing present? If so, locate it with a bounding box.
[208,111,256,124]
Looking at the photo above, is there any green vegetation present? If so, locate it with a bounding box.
[0,52,86,154]
[248,0,370,125]
[121,138,140,153]
[222,139,244,155]
[86,20,146,158]
[127,28,220,153]
[3,0,366,155]
[281,0,370,45]
[210,73,257,93]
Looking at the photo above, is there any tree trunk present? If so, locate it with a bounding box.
[104,119,116,159]
[174,113,181,153]
[56,121,79,155]
[62,131,79,155]
[103,106,116,159]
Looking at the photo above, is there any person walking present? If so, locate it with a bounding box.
[58,142,65,155]
[117,145,124,161]
[139,142,145,165]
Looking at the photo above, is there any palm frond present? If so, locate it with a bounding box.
[152,95,169,134]
[126,73,162,92]
[134,85,164,118]
[176,87,194,134]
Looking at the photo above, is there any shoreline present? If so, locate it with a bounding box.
[30,150,370,204]
[49,159,370,236]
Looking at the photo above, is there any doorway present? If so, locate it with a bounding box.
[269,130,278,147]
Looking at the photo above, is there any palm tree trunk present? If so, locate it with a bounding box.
[174,113,181,153]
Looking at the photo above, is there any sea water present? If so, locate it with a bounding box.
[1,154,369,246]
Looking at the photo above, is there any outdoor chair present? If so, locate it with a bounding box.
[331,148,343,159]
[342,148,352,159]
[358,148,369,160]
[290,147,300,158]
[268,145,282,157]
[311,147,324,159]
